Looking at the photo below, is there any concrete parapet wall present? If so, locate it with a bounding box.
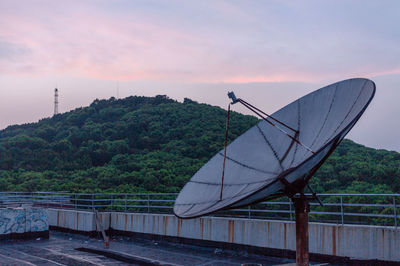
[309,222,400,261]
[110,213,400,262]
[46,209,109,232]
[0,208,48,237]
[44,210,399,262]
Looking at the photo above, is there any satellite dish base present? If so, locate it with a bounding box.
[292,195,311,266]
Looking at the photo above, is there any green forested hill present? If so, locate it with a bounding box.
[0,95,398,193]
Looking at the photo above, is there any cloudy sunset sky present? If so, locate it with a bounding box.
[0,0,399,151]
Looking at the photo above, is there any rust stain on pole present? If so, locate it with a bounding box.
[163,216,168,235]
[200,218,204,239]
[228,220,235,243]
[177,218,182,237]
[76,212,79,230]
[293,197,310,266]
[208,219,212,239]
[332,227,336,255]
[283,223,287,249]
[321,226,325,251]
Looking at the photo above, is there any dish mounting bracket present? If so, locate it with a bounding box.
[279,176,323,206]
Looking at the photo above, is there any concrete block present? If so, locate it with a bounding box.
[0,208,48,238]
[0,208,27,234]
[26,208,49,232]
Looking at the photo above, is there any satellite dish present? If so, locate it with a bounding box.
[174,78,375,219]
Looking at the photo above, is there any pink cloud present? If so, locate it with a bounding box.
[1,1,400,84]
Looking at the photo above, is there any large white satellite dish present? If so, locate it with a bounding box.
[174,78,375,219]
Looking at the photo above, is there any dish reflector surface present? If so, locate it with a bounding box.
[174,78,375,218]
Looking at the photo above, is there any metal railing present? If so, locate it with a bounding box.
[0,192,398,227]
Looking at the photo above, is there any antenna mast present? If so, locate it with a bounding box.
[54,88,59,116]
[117,81,119,99]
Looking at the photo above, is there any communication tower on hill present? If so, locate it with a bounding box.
[54,88,59,116]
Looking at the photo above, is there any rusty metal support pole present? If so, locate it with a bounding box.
[293,197,310,266]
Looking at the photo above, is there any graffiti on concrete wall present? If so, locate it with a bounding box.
[0,210,26,234]
[27,209,48,232]
[0,208,48,235]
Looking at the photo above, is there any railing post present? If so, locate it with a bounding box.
[74,193,77,210]
[393,196,397,228]
[340,195,344,225]
[111,194,113,211]
[91,193,94,210]
[289,200,293,221]
[124,194,127,212]
[248,205,251,219]
[147,194,150,213]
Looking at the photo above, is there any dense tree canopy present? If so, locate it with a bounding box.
[0,95,398,193]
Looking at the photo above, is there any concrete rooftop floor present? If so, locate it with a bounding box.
[0,231,312,266]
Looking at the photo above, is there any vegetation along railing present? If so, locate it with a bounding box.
[0,192,398,227]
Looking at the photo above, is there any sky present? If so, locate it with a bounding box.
[0,0,399,151]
